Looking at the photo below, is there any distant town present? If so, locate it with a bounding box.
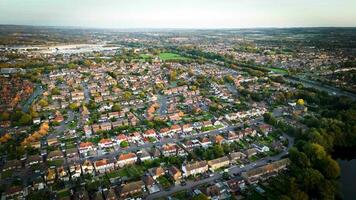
[0,26,355,200]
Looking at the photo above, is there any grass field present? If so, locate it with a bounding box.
[159,53,188,61]
[267,67,288,74]
[140,54,152,59]
[118,165,145,179]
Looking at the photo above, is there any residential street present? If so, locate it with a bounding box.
[147,133,293,200]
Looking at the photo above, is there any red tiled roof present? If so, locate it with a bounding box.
[80,142,93,148]
[118,153,137,161]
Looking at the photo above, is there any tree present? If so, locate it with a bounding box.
[51,87,61,95]
[69,103,79,111]
[112,104,122,112]
[19,113,32,125]
[169,70,177,82]
[123,91,132,101]
[297,99,305,106]
[303,143,326,162]
[38,98,48,107]
[320,156,340,179]
[213,144,224,158]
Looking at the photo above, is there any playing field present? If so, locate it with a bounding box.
[159,53,188,61]
[268,67,288,74]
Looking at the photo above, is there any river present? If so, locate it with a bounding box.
[332,147,356,200]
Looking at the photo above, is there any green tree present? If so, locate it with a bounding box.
[123,91,132,101]
[112,104,122,112]
[19,113,32,125]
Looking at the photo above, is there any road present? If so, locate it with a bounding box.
[22,84,44,112]
[85,125,236,162]
[285,76,356,100]
[147,133,294,199]
[157,94,168,116]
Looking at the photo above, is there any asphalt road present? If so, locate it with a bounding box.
[285,77,356,100]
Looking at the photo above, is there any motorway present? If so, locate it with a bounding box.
[147,133,294,199]
[285,76,356,100]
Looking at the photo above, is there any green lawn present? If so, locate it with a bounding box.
[201,124,224,132]
[140,54,152,59]
[106,170,121,179]
[47,159,64,167]
[267,67,288,74]
[159,53,188,61]
[157,175,172,189]
[118,165,145,180]
[57,189,71,198]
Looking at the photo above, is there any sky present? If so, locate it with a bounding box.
[0,0,355,28]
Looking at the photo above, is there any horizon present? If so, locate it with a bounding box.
[1,0,356,29]
[1,24,356,31]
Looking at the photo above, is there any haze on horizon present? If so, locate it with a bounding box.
[0,0,355,29]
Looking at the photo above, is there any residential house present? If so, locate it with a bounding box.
[47,150,64,161]
[143,129,156,138]
[148,166,165,180]
[182,161,209,177]
[47,138,59,147]
[242,128,256,137]
[79,142,95,154]
[208,156,230,171]
[45,168,56,184]
[25,155,42,167]
[103,188,117,200]
[245,148,258,158]
[229,152,246,162]
[142,174,155,188]
[57,166,70,181]
[137,149,152,162]
[99,138,113,148]
[2,159,22,171]
[94,159,115,174]
[69,163,82,179]
[182,123,193,132]
[258,124,273,136]
[199,137,212,148]
[168,166,182,182]
[119,180,145,198]
[4,186,24,200]
[226,131,241,143]
[82,160,94,175]
[182,139,201,152]
[116,134,128,144]
[100,122,112,131]
[215,135,225,144]
[159,127,170,137]
[66,148,80,163]
[241,159,290,183]
[161,143,178,157]
[170,124,182,134]
[84,125,92,137]
[117,152,137,167]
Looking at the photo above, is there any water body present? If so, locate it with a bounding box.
[332,147,356,200]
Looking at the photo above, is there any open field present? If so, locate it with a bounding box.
[159,53,188,61]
